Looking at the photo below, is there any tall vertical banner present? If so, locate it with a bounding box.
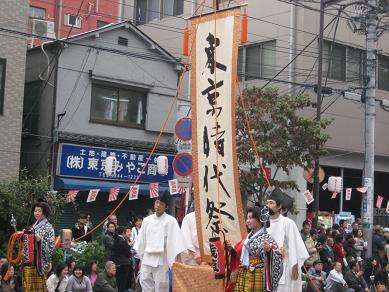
[190,7,246,261]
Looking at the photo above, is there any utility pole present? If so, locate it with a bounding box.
[313,0,325,223]
[362,0,377,258]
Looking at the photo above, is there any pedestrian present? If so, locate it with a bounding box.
[363,257,380,288]
[343,234,357,260]
[0,263,20,292]
[94,261,118,292]
[344,260,369,292]
[353,229,366,259]
[113,226,133,292]
[301,220,311,242]
[103,214,118,234]
[66,257,76,276]
[85,261,98,288]
[180,211,200,266]
[46,263,69,292]
[324,261,352,292]
[266,188,309,292]
[320,237,335,274]
[130,217,142,244]
[66,265,93,292]
[22,200,55,291]
[134,191,186,292]
[333,235,346,264]
[307,260,327,292]
[103,222,117,261]
[72,213,93,242]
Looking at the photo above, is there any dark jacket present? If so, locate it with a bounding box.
[344,270,367,292]
[72,224,93,242]
[113,235,132,266]
[93,272,118,292]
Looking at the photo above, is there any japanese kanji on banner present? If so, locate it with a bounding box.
[169,179,179,195]
[129,185,139,200]
[87,189,100,202]
[189,7,246,261]
[303,190,314,205]
[150,182,159,198]
[109,187,119,202]
[67,190,79,203]
[345,188,352,201]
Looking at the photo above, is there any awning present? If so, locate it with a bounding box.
[54,176,169,196]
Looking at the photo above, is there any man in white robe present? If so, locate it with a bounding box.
[266,188,309,292]
[180,211,200,265]
[134,191,187,292]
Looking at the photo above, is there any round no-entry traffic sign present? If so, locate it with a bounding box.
[175,117,192,141]
[173,152,192,177]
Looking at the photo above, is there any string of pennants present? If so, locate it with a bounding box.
[66,179,186,203]
[302,185,389,213]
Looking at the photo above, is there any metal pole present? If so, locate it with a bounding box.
[313,0,325,223]
[362,0,377,258]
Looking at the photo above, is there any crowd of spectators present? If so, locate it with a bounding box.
[301,219,389,292]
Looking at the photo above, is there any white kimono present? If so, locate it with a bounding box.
[180,212,200,265]
[267,214,309,292]
[134,212,186,292]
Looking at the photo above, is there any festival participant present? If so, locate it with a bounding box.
[180,211,200,266]
[266,188,309,292]
[134,190,186,292]
[227,205,283,292]
[22,200,55,291]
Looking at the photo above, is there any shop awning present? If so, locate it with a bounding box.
[54,177,169,195]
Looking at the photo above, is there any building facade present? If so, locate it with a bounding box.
[22,21,181,226]
[128,0,389,226]
[0,0,28,182]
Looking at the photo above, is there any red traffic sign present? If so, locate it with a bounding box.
[175,117,192,141]
[173,152,193,177]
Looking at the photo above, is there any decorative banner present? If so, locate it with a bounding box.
[108,187,120,202]
[322,183,328,190]
[67,190,79,203]
[303,190,314,205]
[150,182,159,198]
[87,189,100,202]
[331,192,338,199]
[386,201,389,213]
[129,185,139,200]
[356,186,367,193]
[376,195,383,208]
[169,179,179,195]
[345,188,352,201]
[190,7,246,261]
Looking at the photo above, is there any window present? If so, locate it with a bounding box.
[237,41,276,81]
[91,84,146,128]
[23,81,41,134]
[0,59,5,115]
[347,47,364,84]
[29,6,46,19]
[64,14,82,28]
[323,41,346,81]
[118,37,129,46]
[378,55,389,91]
[136,0,183,24]
[97,20,109,28]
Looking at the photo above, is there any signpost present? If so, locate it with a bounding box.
[173,152,193,177]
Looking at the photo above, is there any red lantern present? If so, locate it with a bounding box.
[209,237,226,279]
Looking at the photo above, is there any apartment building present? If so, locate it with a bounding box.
[0,0,28,181]
[128,0,389,225]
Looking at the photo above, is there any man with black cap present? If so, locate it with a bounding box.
[307,260,327,292]
[133,190,186,292]
[266,187,309,292]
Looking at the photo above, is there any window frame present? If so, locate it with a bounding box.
[135,0,184,24]
[64,14,82,28]
[238,40,276,81]
[29,6,46,20]
[0,58,6,115]
[90,83,147,129]
[378,54,389,91]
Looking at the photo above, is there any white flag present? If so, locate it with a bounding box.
[168,179,179,195]
[87,189,100,202]
[345,188,352,201]
[303,190,314,205]
[129,185,139,200]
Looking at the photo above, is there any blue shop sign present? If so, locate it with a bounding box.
[57,143,174,182]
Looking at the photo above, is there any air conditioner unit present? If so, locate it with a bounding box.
[32,19,56,39]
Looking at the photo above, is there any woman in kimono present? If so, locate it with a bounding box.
[227,205,283,292]
[22,200,55,291]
